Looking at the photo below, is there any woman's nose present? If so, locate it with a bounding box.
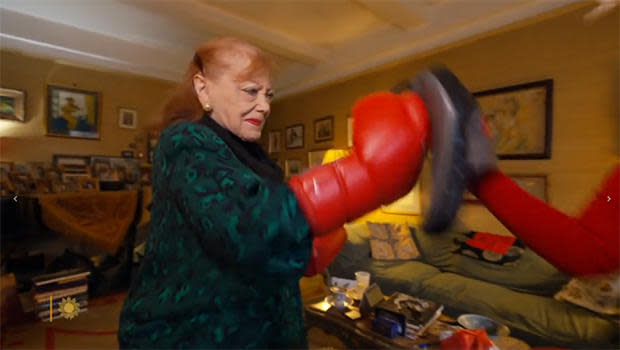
[256,94,270,115]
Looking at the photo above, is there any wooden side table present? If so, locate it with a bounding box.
[305,304,452,349]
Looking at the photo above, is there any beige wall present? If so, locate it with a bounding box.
[264,5,619,234]
[0,50,175,163]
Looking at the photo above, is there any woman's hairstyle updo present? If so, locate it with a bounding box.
[159,37,273,130]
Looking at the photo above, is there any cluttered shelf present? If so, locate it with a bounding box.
[0,188,147,327]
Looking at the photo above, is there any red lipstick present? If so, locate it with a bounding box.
[245,118,262,126]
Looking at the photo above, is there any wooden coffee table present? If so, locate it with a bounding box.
[305,303,456,349]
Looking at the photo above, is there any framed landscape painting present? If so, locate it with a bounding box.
[47,85,100,139]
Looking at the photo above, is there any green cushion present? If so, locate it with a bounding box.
[418,273,619,347]
[409,225,570,295]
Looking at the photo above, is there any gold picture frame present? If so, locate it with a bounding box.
[314,116,333,143]
[47,85,100,140]
[0,88,25,122]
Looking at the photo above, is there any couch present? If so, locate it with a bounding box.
[327,220,619,348]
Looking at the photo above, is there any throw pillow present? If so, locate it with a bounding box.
[554,273,620,315]
[367,222,420,260]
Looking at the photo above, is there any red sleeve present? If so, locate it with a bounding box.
[471,165,619,276]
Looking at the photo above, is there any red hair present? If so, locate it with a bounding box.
[159,37,273,130]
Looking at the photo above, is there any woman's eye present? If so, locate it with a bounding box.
[243,88,259,96]
[266,92,275,100]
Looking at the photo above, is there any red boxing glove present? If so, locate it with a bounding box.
[440,329,494,350]
[289,92,430,236]
[304,227,347,276]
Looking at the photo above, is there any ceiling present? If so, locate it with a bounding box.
[0,0,586,99]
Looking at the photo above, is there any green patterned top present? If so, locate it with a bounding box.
[118,121,312,348]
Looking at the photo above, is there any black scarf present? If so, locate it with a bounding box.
[198,114,284,183]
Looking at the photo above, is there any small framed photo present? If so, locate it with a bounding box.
[314,116,334,143]
[268,130,281,154]
[308,150,328,168]
[0,88,25,122]
[284,159,303,178]
[285,124,304,149]
[47,85,100,139]
[119,108,137,129]
[92,160,112,180]
[78,177,100,192]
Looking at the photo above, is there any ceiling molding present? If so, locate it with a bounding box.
[275,0,583,98]
[0,8,185,82]
[0,0,587,100]
[354,0,426,30]
[121,0,329,64]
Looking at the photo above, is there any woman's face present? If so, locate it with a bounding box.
[194,54,273,142]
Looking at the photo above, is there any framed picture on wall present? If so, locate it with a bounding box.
[285,124,304,149]
[314,116,333,142]
[0,88,25,122]
[118,108,137,129]
[474,79,553,159]
[47,85,100,139]
[268,130,281,153]
[307,150,327,168]
[284,159,303,178]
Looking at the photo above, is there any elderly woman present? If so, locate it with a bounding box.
[118,37,469,348]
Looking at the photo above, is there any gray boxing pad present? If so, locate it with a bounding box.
[409,66,469,233]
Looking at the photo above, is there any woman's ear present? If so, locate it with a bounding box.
[193,74,210,105]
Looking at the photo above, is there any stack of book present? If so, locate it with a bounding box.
[31,268,90,321]
[374,292,444,340]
